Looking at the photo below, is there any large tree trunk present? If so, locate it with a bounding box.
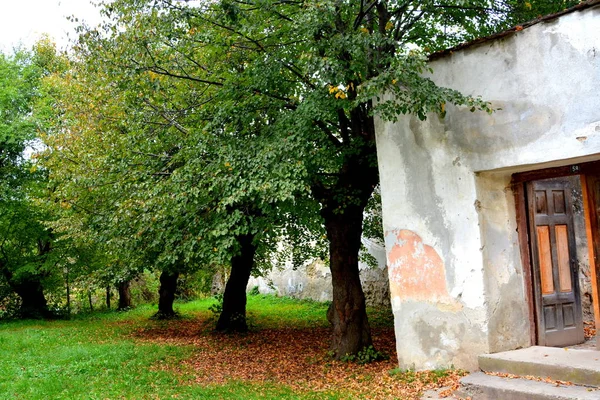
[155,270,179,319]
[324,205,373,358]
[1,259,50,319]
[117,280,132,310]
[13,279,50,319]
[216,233,256,332]
[313,125,379,358]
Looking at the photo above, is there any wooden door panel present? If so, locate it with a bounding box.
[553,190,566,214]
[555,225,572,293]
[528,178,585,347]
[563,303,576,327]
[536,225,554,294]
[544,305,557,330]
[536,191,548,214]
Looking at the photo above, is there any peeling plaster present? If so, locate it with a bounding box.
[386,229,458,307]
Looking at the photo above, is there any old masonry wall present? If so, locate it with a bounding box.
[375,5,600,370]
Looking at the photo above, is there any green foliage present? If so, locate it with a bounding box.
[0,43,64,317]
[360,186,384,269]
[249,285,261,296]
[176,269,218,300]
[0,290,21,319]
[494,1,581,28]
[130,270,160,304]
[340,345,389,365]
[208,294,224,318]
[39,4,324,297]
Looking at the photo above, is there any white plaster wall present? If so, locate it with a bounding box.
[246,239,391,307]
[376,5,600,370]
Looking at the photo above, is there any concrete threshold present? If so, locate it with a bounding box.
[456,372,600,400]
[478,346,600,387]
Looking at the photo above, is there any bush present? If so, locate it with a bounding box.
[249,286,260,296]
[340,345,389,365]
[208,294,223,317]
[130,271,159,304]
[177,269,219,301]
[0,291,21,320]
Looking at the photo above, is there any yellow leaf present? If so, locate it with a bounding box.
[385,21,393,30]
[359,27,369,34]
[525,2,532,10]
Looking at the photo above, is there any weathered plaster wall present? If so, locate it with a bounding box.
[376,5,600,370]
[246,240,391,308]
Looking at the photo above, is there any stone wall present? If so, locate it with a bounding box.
[246,239,391,308]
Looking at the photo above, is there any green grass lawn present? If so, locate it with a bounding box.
[0,296,359,400]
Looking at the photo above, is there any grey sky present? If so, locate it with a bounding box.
[0,0,102,52]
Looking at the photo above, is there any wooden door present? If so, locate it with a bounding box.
[528,178,585,346]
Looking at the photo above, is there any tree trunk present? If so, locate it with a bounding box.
[155,270,179,319]
[117,280,132,310]
[88,290,93,312]
[0,259,50,319]
[13,279,50,319]
[324,206,373,358]
[216,233,256,332]
[312,129,379,358]
[106,285,111,309]
[65,267,71,316]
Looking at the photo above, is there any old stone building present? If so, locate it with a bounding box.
[376,2,600,370]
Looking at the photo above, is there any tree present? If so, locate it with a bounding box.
[39,20,321,327]
[0,43,61,318]
[48,0,573,352]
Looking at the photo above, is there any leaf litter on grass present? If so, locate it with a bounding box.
[132,318,466,399]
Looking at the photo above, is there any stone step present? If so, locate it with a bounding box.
[478,346,600,387]
[455,372,600,400]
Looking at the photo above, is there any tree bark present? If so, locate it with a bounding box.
[117,280,132,310]
[65,266,71,316]
[323,205,373,358]
[216,233,256,332]
[313,130,379,358]
[155,270,179,319]
[88,290,93,312]
[106,285,111,309]
[1,259,50,319]
[13,279,50,319]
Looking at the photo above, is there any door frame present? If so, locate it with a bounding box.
[512,160,600,346]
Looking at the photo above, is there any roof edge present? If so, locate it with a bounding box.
[429,0,600,61]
